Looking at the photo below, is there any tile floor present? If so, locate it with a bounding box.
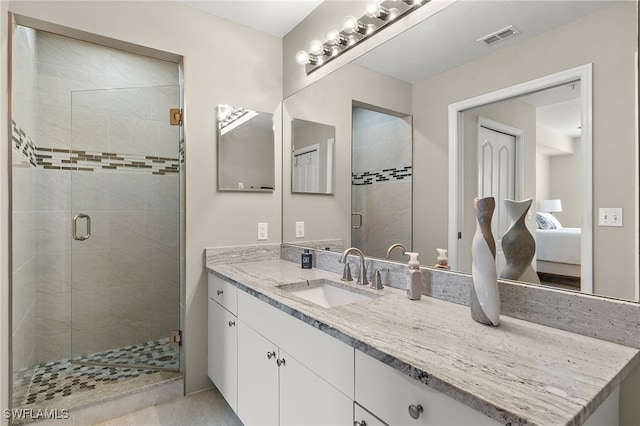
[96,388,242,426]
[13,339,179,411]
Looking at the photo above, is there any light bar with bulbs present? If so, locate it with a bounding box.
[296,0,429,75]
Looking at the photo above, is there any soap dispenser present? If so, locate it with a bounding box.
[405,252,422,300]
[434,248,450,270]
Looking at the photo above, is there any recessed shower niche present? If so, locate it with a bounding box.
[10,24,184,417]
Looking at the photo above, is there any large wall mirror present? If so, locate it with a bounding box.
[217,104,275,192]
[282,0,639,302]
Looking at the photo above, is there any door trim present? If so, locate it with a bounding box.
[448,64,593,294]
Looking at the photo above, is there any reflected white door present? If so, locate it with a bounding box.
[478,125,516,272]
[293,146,319,192]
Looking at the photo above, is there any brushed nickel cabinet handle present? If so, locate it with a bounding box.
[408,404,423,419]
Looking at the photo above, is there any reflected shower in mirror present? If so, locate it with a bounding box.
[217,104,275,191]
[291,118,335,194]
[351,104,412,260]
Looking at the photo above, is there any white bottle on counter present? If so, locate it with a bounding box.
[405,252,422,300]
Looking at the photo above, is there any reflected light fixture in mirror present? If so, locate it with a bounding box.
[295,0,429,74]
[217,104,258,135]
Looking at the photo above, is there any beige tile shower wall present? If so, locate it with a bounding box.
[32,31,180,362]
[37,31,179,158]
[11,25,38,372]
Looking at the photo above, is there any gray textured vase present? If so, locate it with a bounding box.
[470,197,500,327]
[500,198,540,284]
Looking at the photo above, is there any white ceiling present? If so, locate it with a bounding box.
[176,0,323,38]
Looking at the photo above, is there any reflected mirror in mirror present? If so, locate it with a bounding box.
[217,104,275,191]
[282,1,638,301]
[291,118,335,194]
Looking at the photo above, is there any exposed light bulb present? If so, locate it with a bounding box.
[295,50,310,65]
[343,15,364,34]
[365,0,382,18]
[309,39,327,56]
[365,0,396,20]
[325,29,346,46]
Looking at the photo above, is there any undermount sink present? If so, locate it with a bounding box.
[277,279,378,308]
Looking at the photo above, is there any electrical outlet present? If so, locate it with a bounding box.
[598,208,623,227]
[257,222,268,240]
[295,221,305,238]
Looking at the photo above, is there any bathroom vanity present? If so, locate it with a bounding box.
[205,256,638,426]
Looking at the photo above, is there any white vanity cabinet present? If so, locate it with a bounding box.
[354,403,388,426]
[207,274,238,411]
[236,290,353,425]
[355,350,500,426]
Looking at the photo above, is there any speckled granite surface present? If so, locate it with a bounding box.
[206,258,640,426]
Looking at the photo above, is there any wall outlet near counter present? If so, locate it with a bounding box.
[258,222,268,240]
[295,221,305,238]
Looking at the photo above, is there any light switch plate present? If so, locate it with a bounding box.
[598,208,623,227]
[258,222,268,240]
[295,221,305,238]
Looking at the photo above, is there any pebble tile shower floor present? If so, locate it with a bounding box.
[13,339,179,411]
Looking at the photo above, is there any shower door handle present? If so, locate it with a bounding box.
[73,213,91,241]
[352,212,363,229]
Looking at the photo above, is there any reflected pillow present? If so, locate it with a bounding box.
[536,212,563,229]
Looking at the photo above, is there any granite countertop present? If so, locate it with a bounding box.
[206,259,640,426]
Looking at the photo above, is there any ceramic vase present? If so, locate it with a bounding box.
[470,197,500,326]
[500,199,540,284]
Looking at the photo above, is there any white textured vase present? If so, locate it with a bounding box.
[470,197,500,326]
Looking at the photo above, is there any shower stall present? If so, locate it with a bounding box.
[10,25,183,417]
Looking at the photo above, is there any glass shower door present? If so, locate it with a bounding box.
[70,86,181,370]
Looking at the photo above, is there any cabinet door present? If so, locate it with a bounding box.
[279,349,353,426]
[237,320,279,426]
[207,298,237,411]
[354,403,388,426]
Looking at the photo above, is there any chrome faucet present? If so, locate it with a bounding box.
[339,247,369,286]
[386,243,407,259]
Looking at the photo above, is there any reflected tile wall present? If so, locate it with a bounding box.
[351,107,412,259]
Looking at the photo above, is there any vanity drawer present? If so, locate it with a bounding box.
[238,290,354,399]
[355,350,499,426]
[208,273,238,315]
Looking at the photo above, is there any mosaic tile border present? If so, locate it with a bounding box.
[352,165,412,186]
[12,120,38,167]
[12,120,179,175]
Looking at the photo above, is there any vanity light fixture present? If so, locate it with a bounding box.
[296,0,431,75]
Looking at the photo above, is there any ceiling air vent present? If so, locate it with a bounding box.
[478,25,521,46]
